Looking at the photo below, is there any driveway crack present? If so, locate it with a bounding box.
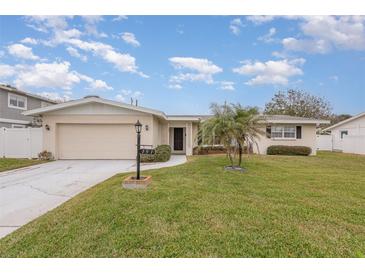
[28,184,70,198]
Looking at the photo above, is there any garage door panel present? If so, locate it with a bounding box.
[58,124,136,159]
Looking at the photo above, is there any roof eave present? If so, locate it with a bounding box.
[23,97,167,119]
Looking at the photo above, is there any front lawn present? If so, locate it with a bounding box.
[0,158,47,172]
[0,152,364,257]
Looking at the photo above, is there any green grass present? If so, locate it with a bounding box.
[0,152,364,257]
[0,158,47,172]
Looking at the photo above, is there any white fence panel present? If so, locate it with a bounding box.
[316,135,333,151]
[342,135,365,155]
[0,127,43,158]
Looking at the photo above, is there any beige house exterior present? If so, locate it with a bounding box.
[24,96,200,159]
[255,115,329,155]
[24,96,328,159]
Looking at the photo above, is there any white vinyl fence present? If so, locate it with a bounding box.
[0,127,43,158]
[317,134,365,155]
[316,135,333,151]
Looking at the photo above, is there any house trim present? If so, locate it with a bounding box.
[324,112,365,131]
[0,118,30,125]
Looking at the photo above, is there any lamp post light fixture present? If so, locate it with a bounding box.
[134,120,142,180]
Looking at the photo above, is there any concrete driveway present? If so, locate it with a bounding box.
[0,155,186,238]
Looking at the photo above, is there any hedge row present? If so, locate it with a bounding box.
[141,144,171,162]
[193,145,227,155]
[267,145,312,156]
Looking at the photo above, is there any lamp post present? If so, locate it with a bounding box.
[134,120,142,180]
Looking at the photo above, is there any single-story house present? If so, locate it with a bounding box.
[255,115,330,155]
[24,96,329,159]
[323,112,365,154]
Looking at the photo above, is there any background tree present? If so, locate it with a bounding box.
[264,89,332,119]
[329,114,352,125]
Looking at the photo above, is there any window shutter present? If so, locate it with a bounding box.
[266,126,271,139]
[296,126,302,139]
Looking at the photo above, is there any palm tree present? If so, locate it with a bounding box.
[231,104,264,167]
[197,102,264,168]
[198,102,236,166]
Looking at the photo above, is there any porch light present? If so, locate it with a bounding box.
[135,120,142,134]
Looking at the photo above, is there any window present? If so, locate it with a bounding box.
[271,126,296,139]
[340,130,348,139]
[8,93,27,110]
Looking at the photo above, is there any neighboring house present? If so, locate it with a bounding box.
[24,96,329,159]
[0,84,57,128]
[254,115,330,155]
[323,112,365,155]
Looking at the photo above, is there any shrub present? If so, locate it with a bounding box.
[38,150,53,160]
[154,145,171,162]
[267,145,312,156]
[193,145,249,155]
[140,154,155,162]
[193,145,226,155]
[140,145,171,162]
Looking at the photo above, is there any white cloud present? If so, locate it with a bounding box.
[258,28,277,43]
[246,16,276,25]
[1,61,112,92]
[233,58,305,86]
[8,44,39,60]
[121,32,140,47]
[37,91,71,102]
[24,16,146,78]
[282,37,331,54]
[66,47,88,62]
[76,73,113,90]
[168,84,182,90]
[329,75,339,81]
[169,57,222,75]
[89,79,112,90]
[113,16,128,21]
[20,37,38,45]
[81,16,108,38]
[115,89,143,102]
[282,16,365,53]
[229,18,244,35]
[25,16,71,33]
[219,81,235,91]
[0,64,16,78]
[14,61,80,89]
[65,38,148,78]
[168,57,222,88]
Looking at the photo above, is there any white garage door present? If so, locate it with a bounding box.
[58,124,136,159]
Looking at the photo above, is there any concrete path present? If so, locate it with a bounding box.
[0,155,186,238]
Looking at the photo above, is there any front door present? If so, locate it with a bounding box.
[173,128,184,151]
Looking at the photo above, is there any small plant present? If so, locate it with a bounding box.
[267,145,312,156]
[38,150,53,160]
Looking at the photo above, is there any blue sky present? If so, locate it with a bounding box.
[0,15,364,115]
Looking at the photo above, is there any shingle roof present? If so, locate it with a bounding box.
[260,114,330,124]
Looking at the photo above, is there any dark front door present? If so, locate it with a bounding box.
[173,128,184,151]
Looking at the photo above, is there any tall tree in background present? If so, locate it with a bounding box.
[264,89,332,119]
